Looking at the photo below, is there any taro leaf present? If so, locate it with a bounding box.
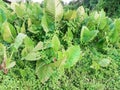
[21,48,29,57]
[13,33,26,50]
[77,6,86,20]
[109,19,120,43]
[51,51,66,74]
[1,21,16,43]
[97,10,107,30]
[21,37,35,56]
[36,61,54,83]
[15,3,26,18]
[41,16,49,33]
[52,35,60,51]
[0,8,6,26]
[64,28,73,43]
[45,0,63,22]
[64,10,77,20]
[80,26,99,43]
[65,46,81,68]
[33,42,43,51]
[24,36,34,48]
[24,52,41,61]
[99,58,111,67]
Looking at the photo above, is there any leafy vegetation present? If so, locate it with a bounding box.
[0,0,120,89]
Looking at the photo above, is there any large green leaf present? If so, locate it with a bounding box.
[1,21,16,43]
[80,26,99,43]
[0,8,6,26]
[41,15,49,33]
[52,35,60,51]
[109,19,120,43]
[24,52,41,61]
[36,61,54,83]
[97,10,107,30]
[76,6,87,21]
[14,3,26,18]
[65,46,81,68]
[45,0,63,22]
[33,42,43,52]
[13,33,26,50]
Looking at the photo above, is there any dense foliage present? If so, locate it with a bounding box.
[0,0,120,89]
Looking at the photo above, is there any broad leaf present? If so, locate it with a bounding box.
[77,6,86,21]
[64,10,77,20]
[52,35,60,51]
[65,46,81,68]
[80,26,99,43]
[33,42,43,51]
[97,10,107,30]
[15,3,26,18]
[13,33,26,50]
[0,8,6,26]
[24,52,41,61]
[36,61,54,83]
[1,21,16,43]
[45,0,63,22]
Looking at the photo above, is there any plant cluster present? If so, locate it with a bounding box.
[0,0,120,86]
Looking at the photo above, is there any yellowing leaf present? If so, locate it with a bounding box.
[64,10,77,20]
[1,21,15,43]
[77,6,86,20]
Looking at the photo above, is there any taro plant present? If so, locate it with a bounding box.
[0,0,120,83]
